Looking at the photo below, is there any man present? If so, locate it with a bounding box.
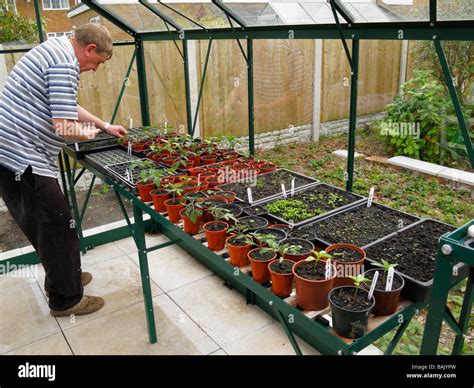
[0,24,127,317]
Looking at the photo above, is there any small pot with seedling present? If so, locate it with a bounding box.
[150,169,170,212]
[203,207,235,251]
[129,159,156,202]
[247,235,278,284]
[253,228,287,245]
[329,275,375,339]
[217,203,243,219]
[326,243,366,288]
[268,244,296,298]
[218,191,237,203]
[226,224,255,268]
[292,251,337,310]
[257,162,277,174]
[163,182,185,223]
[362,260,404,316]
[179,199,203,235]
[280,238,314,262]
[197,196,228,223]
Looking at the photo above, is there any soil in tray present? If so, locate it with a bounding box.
[219,169,315,201]
[364,220,455,282]
[302,203,418,247]
[330,287,373,311]
[265,184,360,223]
[269,259,294,274]
[294,261,327,281]
[249,249,275,261]
[365,269,403,291]
[71,138,118,151]
[237,216,268,230]
[330,247,363,263]
[288,230,315,241]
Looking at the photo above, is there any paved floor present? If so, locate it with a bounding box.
[0,222,383,356]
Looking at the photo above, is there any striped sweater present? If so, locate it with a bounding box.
[0,37,80,178]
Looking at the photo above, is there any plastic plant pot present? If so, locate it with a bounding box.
[248,248,277,284]
[268,259,294,298]
[203,221,229,251]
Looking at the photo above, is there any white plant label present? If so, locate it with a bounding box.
[74,142,79,151]
[129,117,133,129]
[281,184,287,199]
[126,169,131,182]
[367,187,375,207]
[197,173,201,186]
[291,179,295,197]
[368,271,379,300]
[247,187,253,204]
[386,267,395,291]
[325,259,332,280]
[127,142,132,156]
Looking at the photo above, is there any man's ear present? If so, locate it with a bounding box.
[84,43,97,57]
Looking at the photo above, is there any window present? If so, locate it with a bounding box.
[47,31,72,39]
[89,16,100,25]
[2,0,17,12]
[43,0,69,11]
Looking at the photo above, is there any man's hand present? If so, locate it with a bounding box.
[105,125,127,138]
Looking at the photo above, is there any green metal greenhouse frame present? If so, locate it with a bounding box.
[0,0,473,356]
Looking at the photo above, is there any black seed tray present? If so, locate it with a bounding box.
[64,137,120,160]
[85,149,139,175]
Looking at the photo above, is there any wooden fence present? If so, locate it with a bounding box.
[3,39,404,137]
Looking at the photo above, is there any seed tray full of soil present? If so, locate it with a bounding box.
[104,159,164,194]
[64,138,120,160]
[262,183,364,228]
[85,149,139,174]
[218,169,318,203]
[300,202,419,248]
[364,219,467,303]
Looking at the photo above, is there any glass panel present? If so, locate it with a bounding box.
[161,1,231,29]
[220,1,346,26]
[145,1,202,29]
[437,0,474,21]
[97,2,171,32]
[342,0,429,23]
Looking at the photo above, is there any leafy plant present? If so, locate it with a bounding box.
[209,207,237,223]
[265,199,317,222]
[305,250,333,270]
[182,199,203,223]
[372,259,398,284]
[0,1,46,43]
[228,223,254,246]
[348,274,371,301]
[165,182,184,199]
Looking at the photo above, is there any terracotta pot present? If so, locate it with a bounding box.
[248,248,277,284]
[232,162,251,171]
[201,155,218,165]
[198,181,209,192]
[160,176,175,187]
[281,238,315,262]
[326,244,366,287]
[223,151,239,160]
[226,236,252,267]
[189,167,207,177]
[180,209,202,235]
[258,163,277,174]
[268,259,294,298]
[203,221,229,251]
[205,176,223,188]
[136,182,155,202]
[163,156,179,165]
[151,188,170,213]
[218,191,236,203]
[292,260,337,311]
[362,269,405,316]
[151,153,168,163]
[164,198,184,224]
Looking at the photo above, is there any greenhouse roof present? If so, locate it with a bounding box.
[76,0,474,41]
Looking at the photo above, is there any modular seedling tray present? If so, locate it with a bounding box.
[104,159,164,194]
[218,168,319,204]
[85,149,139,175]
[363,219,468,303]
[64,137,120,160]
[260,183,365,228]
[299,201,420,249]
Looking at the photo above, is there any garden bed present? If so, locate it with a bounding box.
[364,219,466,303]
[262,183,364,227]
[218,169,318,203]
[300,202,419,248]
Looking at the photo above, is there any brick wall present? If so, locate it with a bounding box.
[16,0,72,35]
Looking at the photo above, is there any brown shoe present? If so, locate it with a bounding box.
[50,295,105,317]
[45,272,92,297]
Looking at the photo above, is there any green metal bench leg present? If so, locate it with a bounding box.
[63,154,87,253]
[273,307,303,355]
[420,255,453,355]
[452,280,473,355]
[132,202,158,344]
[384,308,416,355]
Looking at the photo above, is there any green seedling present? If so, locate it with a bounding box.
[209,206,237,223]
[348,274,372,301]
[372,259,398,284]
[305,250,333,269]
[182,199,203,224]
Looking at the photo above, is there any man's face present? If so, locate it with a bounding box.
[78,43,110,73]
